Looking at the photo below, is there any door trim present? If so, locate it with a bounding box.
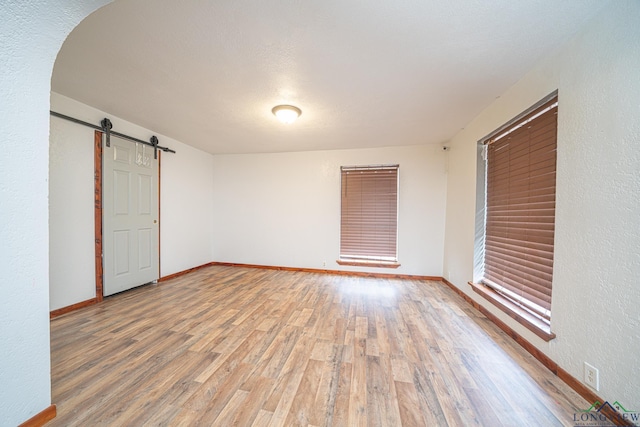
[94,130,104,302]
[158,150,161,279]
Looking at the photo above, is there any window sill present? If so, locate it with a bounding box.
[336,259,401,269]
[469,281,556,342]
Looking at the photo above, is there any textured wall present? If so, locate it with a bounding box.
[212,145,447,276]
[160,141,216,277]
[0,1,110,424]
[443,1,640,405]
[49,111,97,310]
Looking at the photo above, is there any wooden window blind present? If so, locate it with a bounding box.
[483,97,558,322]
[340,165,399,262]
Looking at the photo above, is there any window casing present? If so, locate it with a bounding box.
[475,94,558,339]
[339,165,399,266]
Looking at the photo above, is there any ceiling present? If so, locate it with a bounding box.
[52,0,607,155]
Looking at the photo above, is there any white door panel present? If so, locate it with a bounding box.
[113,170,130,215]
[138,174,152,214]
[138,228,152,269]
[113,230,130,276]
[103,136,159,296]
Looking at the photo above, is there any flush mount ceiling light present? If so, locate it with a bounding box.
[272,104,302,124]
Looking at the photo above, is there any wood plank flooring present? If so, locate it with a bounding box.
[49,266,587,426]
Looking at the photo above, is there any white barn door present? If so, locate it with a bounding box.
[103,135,159,296]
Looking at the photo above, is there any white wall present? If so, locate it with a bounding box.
[212,145,447,276]
[49,93,215,310]
[160,136,215,276]
[49,114,97,310]
[443,0,640,405]
[0,1,110,424]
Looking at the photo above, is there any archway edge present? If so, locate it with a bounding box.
[0,1,111,425]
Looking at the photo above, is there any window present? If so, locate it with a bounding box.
[338,165,400,268]
[472,94,558,341]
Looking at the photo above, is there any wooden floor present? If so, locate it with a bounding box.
[49,266,586,426]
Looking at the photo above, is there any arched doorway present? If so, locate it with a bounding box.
[0,2,111,424]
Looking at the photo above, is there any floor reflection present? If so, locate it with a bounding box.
[331,276,399,300]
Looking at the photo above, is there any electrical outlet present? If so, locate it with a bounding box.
[584,362,599,391]
[322,261,326,267]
